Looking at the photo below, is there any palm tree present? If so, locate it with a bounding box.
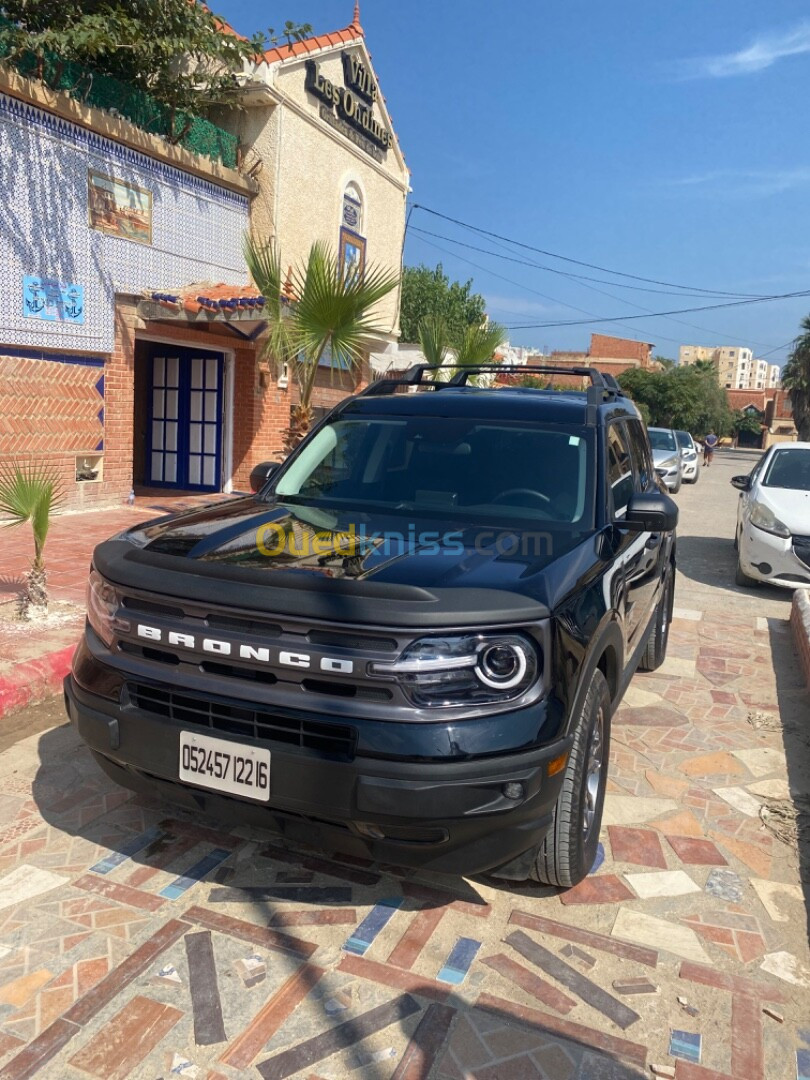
[0,464,63,617]
[453,321,508,383]
[245,237,400,451]
[417,314,451,371]
[781,315,810,441]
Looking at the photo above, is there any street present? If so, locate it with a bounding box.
[0,451,807,1080]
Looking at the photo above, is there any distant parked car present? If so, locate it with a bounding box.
[648,427,683,493]
[675,431,699,484]
[732,442,810,588]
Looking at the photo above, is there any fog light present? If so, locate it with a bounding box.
[755,562,773,575]
[355,822,385,840]
[547,751,569,777]
[502,782,523,800]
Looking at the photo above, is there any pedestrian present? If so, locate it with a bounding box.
[703,429,718,466]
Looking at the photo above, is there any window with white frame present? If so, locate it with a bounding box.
[342,183,364,233]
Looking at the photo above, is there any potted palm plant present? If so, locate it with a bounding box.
[0,464,63,619]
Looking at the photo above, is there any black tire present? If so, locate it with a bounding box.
[671,477,682,494]
[735,557,758,587]
[532,669,611,889]
[733,529,739,551]
[638,565,674,672]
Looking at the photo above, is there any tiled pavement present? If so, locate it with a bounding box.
[0,453,807,1078]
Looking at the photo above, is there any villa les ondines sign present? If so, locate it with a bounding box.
[305,52,393,158]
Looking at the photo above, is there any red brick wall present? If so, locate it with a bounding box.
[0,352,110,510]
[590,334,652,366]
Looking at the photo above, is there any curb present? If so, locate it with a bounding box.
[790,588,810,693]
[0,643,76,719]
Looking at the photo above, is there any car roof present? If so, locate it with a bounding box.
[768,441,810,451]
[342,386,640,425]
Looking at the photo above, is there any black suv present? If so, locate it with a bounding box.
[65,366,677,887]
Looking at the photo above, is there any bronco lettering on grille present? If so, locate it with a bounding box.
[135,624,354,674]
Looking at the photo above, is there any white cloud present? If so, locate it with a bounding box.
[683,21,810,78]
[485,296,556,317]
[667,168,810,198]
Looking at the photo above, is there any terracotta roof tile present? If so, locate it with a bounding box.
[264,22,363,64]
[150,283,263,317]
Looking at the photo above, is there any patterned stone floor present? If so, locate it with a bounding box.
[0,450,807,1079]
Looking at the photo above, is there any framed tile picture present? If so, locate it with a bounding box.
[338,226,366,282]
[88,169,152,245]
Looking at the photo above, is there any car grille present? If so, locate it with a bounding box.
[793,535,810,569]
[127,682,357,760]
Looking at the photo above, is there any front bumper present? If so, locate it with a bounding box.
[656,465,681,490]
[64,674,571,877]
[681,457,699,480]
[739,526,810,589]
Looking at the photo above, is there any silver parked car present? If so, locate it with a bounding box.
[648,427,683,493]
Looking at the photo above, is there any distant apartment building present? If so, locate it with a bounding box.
[679,344,720,367]
[678,344,775,389]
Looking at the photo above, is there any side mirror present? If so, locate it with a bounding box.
[623,492,679,532]
[730,475,751,492]
[250,461,281,493]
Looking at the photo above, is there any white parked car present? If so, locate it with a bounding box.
[675,430,699,484]
[732,442,810,588]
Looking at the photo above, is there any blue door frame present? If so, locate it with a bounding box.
[144,344,225,492]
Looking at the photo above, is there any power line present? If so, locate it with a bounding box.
[408,230,666,345]
[409,225,758,299]
[501,290,810,331]
[408,225,787,351]
[411,204,772,299]
[407,229,795,355]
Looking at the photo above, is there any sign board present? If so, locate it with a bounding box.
[23,276,85,323]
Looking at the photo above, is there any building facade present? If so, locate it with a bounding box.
[679,343,781,390]
[0,6,408,507]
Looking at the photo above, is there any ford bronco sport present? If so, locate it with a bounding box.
[65,365,677,887]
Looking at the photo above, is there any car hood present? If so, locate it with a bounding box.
[651,447,679,466]
[92,496,598,626]
[755,487,810,534]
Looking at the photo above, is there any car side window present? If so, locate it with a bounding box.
[625,419,654,492]
[607,422,634,516]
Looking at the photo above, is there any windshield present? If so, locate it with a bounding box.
[648,429,677,452]
[762,448,810,492]
[675,431,693,449]
[270,416,595,529]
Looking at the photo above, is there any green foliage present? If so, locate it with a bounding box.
[618,366,733,435]
[0,463,63,613]
[400,264,486,344]
[245,235,400,449]
[0,2,311,135]
[454,321,508,367]
[417,314,450,370]
[0,463,62,567]
[781,315,810,441]
[732,410,763,436]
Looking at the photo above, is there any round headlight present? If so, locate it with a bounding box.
[477,642,528,689]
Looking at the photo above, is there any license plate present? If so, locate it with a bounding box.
[178,731,270,802]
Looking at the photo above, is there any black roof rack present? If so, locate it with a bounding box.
[360,364,626,424]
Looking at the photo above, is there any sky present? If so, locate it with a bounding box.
[218,0,810,363]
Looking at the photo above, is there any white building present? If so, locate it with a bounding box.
[768,364,782,388]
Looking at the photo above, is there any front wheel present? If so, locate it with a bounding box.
[735,556,758,587]
[532,669,611,888]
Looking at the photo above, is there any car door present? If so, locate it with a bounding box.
[606,420,659,647]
